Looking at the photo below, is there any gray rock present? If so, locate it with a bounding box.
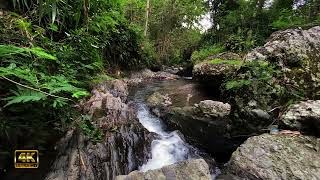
[128,69,179,86]
[97,79,128,102]
[146,95,234,161]
[250,109,270,120]
[147,92,172,108]
[226,134,320,180]
[46,80,152,180]
[162,65,182,74]
[195,100,231,118]
[245,26,320,96]
[282,100,320,136]
[193,52,241,81]
[116,159,211,180]
[246,26,320,64]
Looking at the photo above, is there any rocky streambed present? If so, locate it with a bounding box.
[45,26,320,180]
[45,70,217,180]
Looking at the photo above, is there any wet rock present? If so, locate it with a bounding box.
[160,82,213,107]
[146,92,236,162]
[193,52,241,83]
[116,159,211,180]
[250,109,270,120]
[225,134,320,180]
[281,100,320,136]
[46,80,151,180]
[147,92,172,108]
[162,65,183,74]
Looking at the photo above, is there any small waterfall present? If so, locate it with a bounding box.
[130,80,219,178]
[137,103,190,172]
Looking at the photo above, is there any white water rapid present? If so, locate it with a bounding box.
[137,103,190,172]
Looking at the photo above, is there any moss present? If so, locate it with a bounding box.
[210,58,242,65]
[191,45,225,63]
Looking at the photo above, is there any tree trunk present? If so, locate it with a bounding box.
[83,0,89,24]
[144,0,150,37]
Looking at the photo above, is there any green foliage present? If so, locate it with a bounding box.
[210,58,242,65]
[225,80,252,90]
[0,44,89,108]
[224,30,256,53]
[271,8,320,29]
[126,0,207,64]
[202,0,320,53]
[223,60,304,109]
[79,115,103,143]
[4,88,47,107]
[191,45,225,63]
[0,0,154,148]
[0,45,57,60]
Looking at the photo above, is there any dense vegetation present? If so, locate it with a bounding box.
[193,0,320,60]
[0,1,208,170]
[0,0,319,174]
[0,0,152,166]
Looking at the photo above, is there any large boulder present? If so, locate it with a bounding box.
[46,80,152,180]
[95,79,129,102]
[128,69,179,86]
[281,100,320,136]
[246,26,320,97]
[147,92,172,108]
[193,52,241,83]
[116,159,211,180]
[146,91,238,162]
[195,100,231,118]
[246,26,320,64]
[225,134,320,180]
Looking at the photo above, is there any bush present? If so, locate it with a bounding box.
[271,9,304,29]
[224,30,256,53]
[222,61,304,109]
[191,44,225,63]
[0,0,151,157]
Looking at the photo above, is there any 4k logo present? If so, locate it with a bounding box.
[14,150,39,168]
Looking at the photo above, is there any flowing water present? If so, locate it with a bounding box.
[131,80,215,172]
[137,103,190,171]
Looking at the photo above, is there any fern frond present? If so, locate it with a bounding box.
[72,91,89,98]
[0,45,57,60]
[28,47,57,60]
[4,88,47,107]
[0,45,25,57]
[52,98,68,108]
[0,65,40,87]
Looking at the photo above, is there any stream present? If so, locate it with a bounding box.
[130,79,217,173]
[136,95,190,171]
[2,79,219,180]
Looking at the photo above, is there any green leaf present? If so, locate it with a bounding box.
[49,24,58,32]
[4,89,47,107]
[52,98,68,108]
[0,45,25,57]
[225,80,251,90]
[72,91,89,98]
[29,47,57,60]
